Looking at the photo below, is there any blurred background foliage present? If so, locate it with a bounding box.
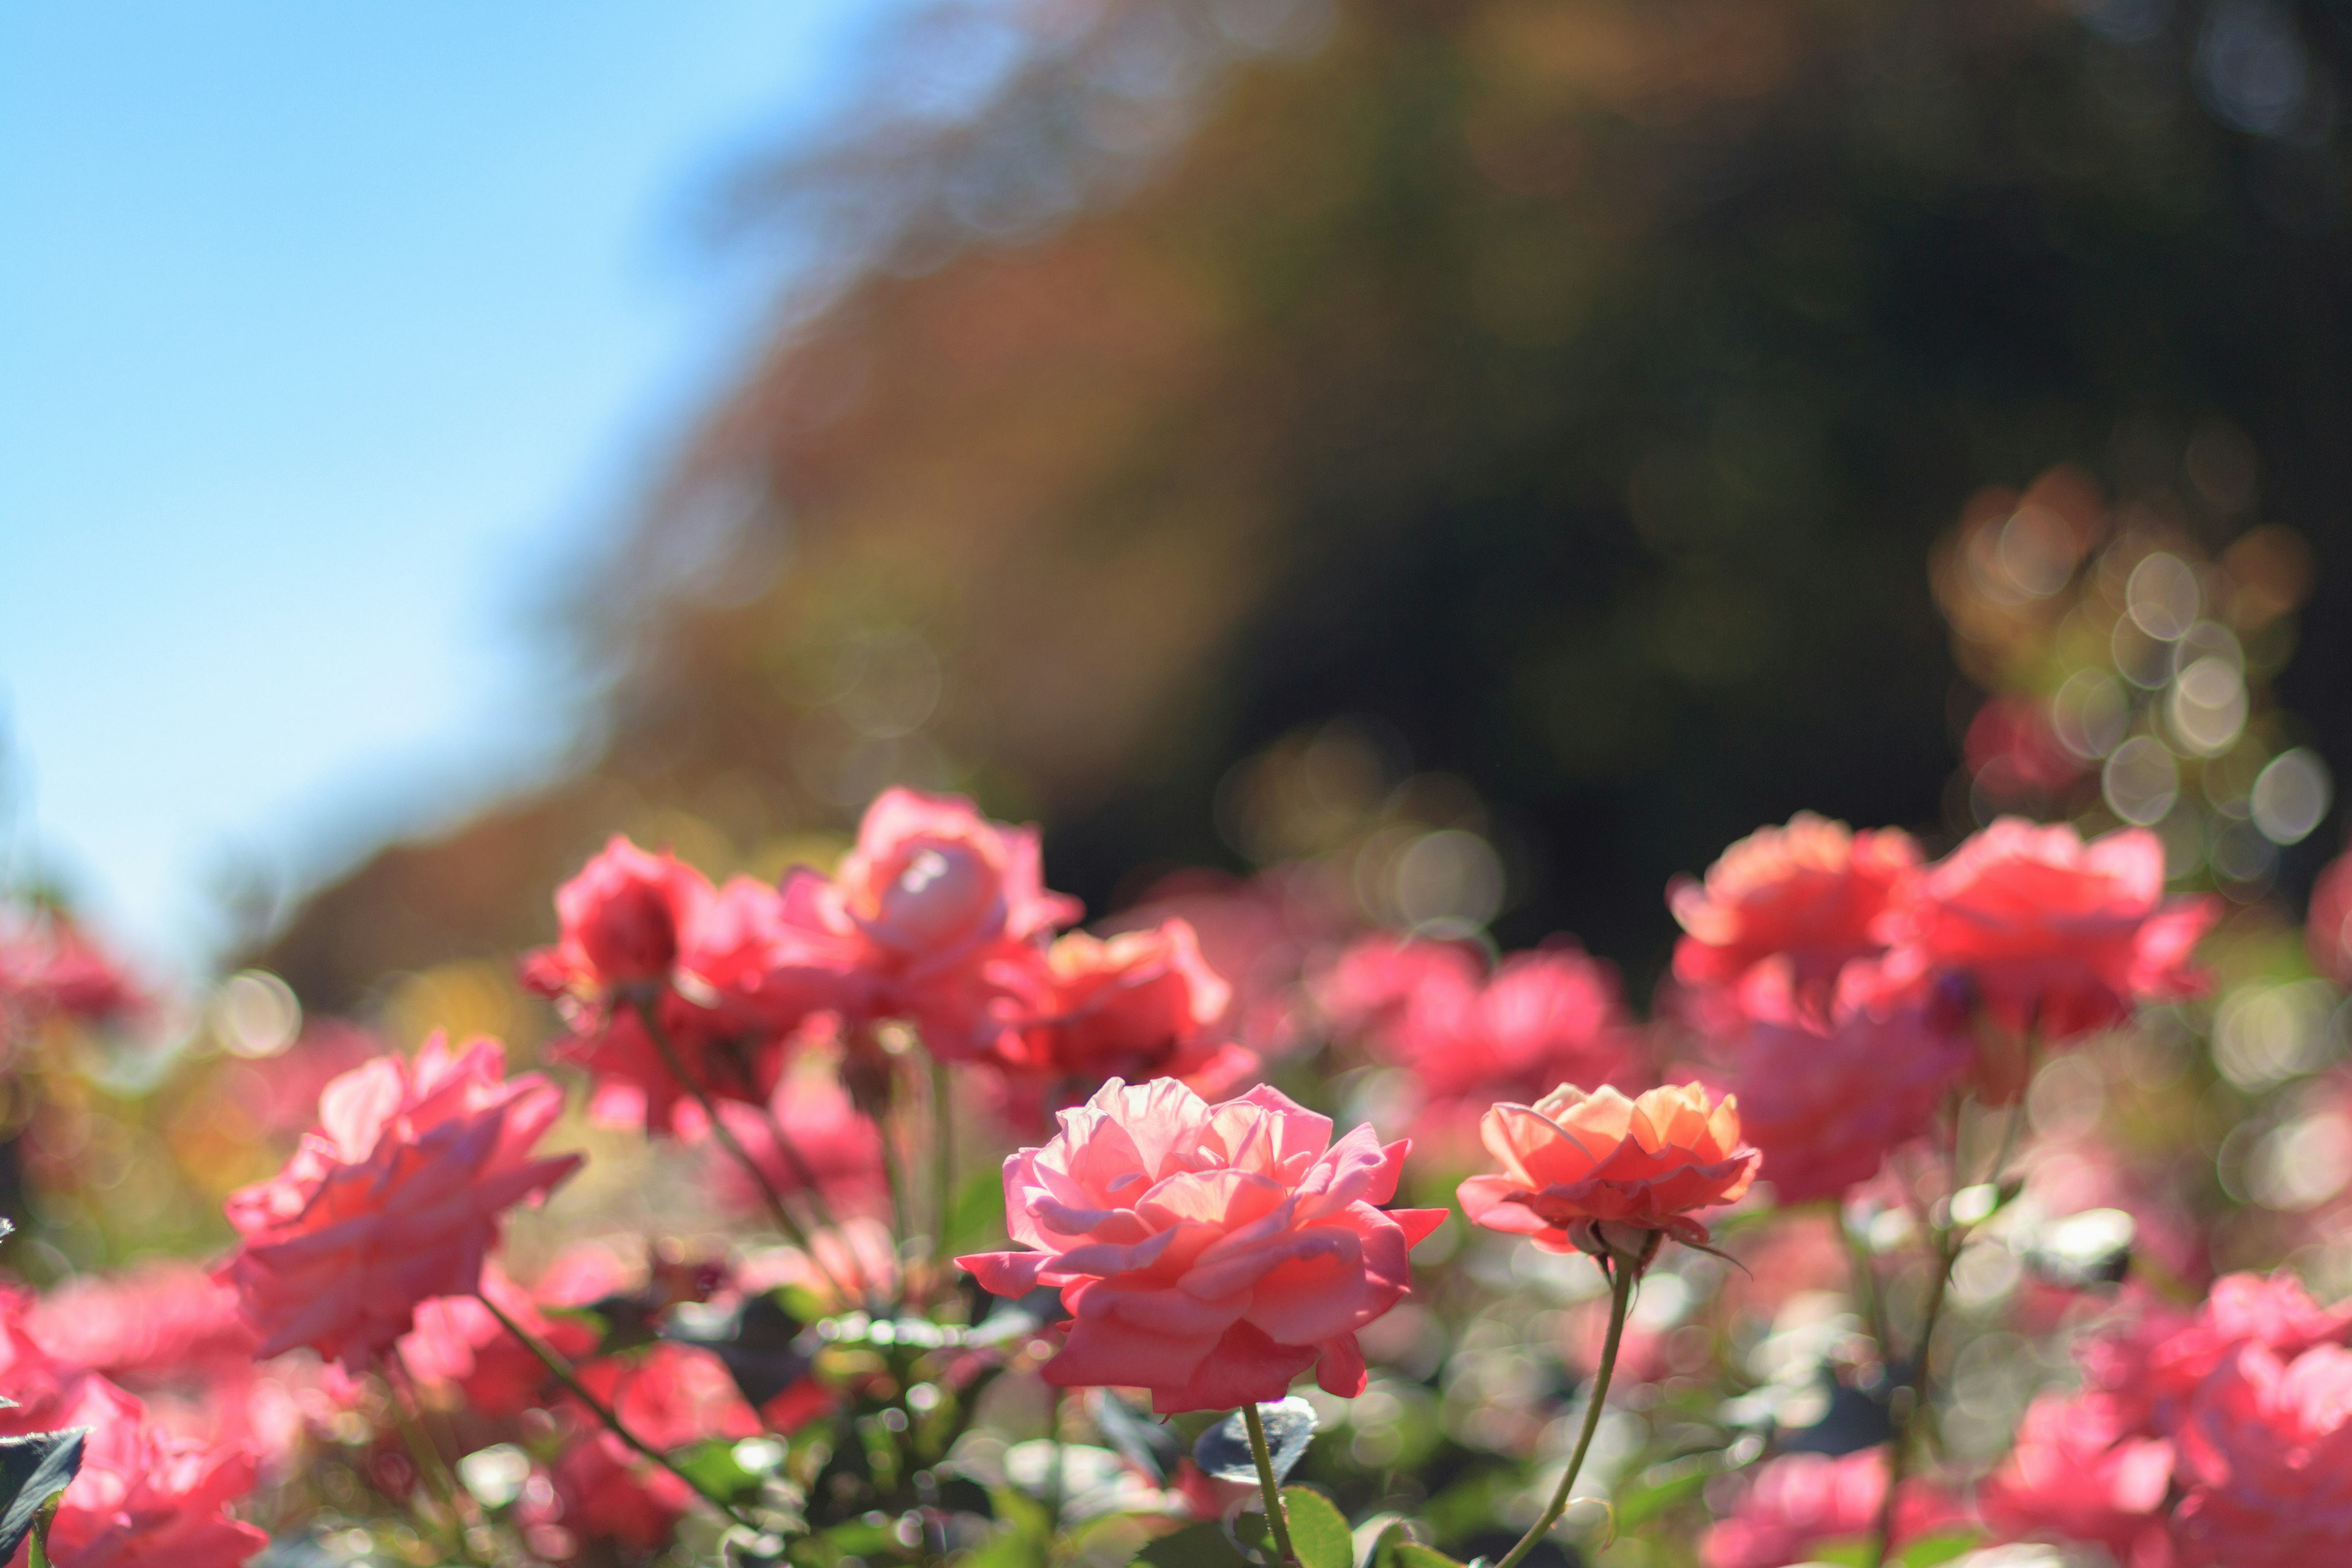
[237,0,2352,1052]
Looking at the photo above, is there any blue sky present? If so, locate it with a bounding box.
[0,2,881,973]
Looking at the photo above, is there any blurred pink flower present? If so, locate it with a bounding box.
[2308,846,2352,986]
[1458,1083,1757,1252]
[1966,693,2087,799]
[1980,1392,2176,1565]
[1110,866,1352,1063]
[531,858,846,1134]
[1668,813,1921,1015]
[692,1069,889,1218]
[987,920,1250,1123]
[32,1374,267,1568]
[1710,990,1970,1205]
[2174,1342,2352,1565]
[1699,1450,1962,1568]
[399,1250,624,1419]
[1325,935,1642,1139]
[738,1216,901,1313]
[769,787,1083,1060]
[958,1078,1447,1412]
[28,1261,258,1384]
[2082,1272,2352,1437]
[0,910,145,1042]
[219,1033,582,1368]
[1873,818,2217,1042]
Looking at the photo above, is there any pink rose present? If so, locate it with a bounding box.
[28,1262,258,1385]
[219,1034,582,1368]
[2081,1272,2352,1438]
[532,860,850,1134]
[958,1078,1447,1412]
[32,1374,268,1568]
[398,1248,624,1420]
[1325,936,1642,1140]
[1981,1391,2176,1564]
[1873,817,2217,1041]
[1669,814,1922,1012]
[2175,1343,2352,1565]
[771,788,1084,1059]
[0,910,145,1041]
[1709,989,1970,1205]
[988,920,1251,1121]
[1458,1083,1758,1251]
[1700,1450,1962,1568]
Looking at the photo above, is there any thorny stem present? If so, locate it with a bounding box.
[1493,1255,1639,1568]
[630,997,855,1302]
[384,1352,485,1567]
[478,1291,756,1528]
[1243,1402,1295,1568]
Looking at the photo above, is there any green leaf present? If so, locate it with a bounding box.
[1278,1487,1352,1568]
[1803,1542,1871,1567]
[0,1429,83,1565]
[1133,1521,1248,1568]
[1898,1530,1985,1567]
[669,1437,760,1503]
[950,1169,1011,1256]
[1387,1543,1469,1568]
[1612,1464,1709,1531]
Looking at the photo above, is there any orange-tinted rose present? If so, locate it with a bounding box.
[1458,1083,1758,1251]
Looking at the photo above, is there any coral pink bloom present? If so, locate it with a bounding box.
[1874,818,2217,1041]
[1325,937,1642,1139]
[574,1341,760,1453]
[29,1262,257,1384]
[695,1070,889,1219]
[1669,814,1922,1010]
[989,921,1251,1121]
[958,1079,1448,1414]
[1458,1083,1758,1251]
[2174,1343,2352,1566]
[1714,987,1970,1206]
[2081,1272,2352,1437]
[771,788,1083,1059]
[531,856,850,1134]
[2309,848,2352,986]
[1981,1392,2176,1564]
[1699,1450,1962,1568]
[218,1034,582,1369]
[33,1375,268,1568]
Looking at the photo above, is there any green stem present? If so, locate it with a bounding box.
[1243,1403,1295,1568]
[384,1352,484,1566]
[1493,1257,1638,1568]
[478,1290,755,1528]
[931,1054,956,1256]
[630,998,854,1302]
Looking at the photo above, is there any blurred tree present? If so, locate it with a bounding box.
[254,0,2352,1013]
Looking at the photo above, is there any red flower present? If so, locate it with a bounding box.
[1325,935,1641,1139]
[529,850,848,1134]
[1699,1451,1962,1568]
[1966,692,2087,800]
[1981,1392,2175,1564]
[1874,818,2217,1041]
[218,1034,582,1368]
[959,1078,1447,1412]
[27,1262,257,1384]
[2174,1343,2352,1565]
[988,920,1250,1121]
[1669,814,1922,1014]
[1458,1083,1759,1252]
[2080,1272,2352,1438]
[31,1375,267,1568]
[398,1248,625,1419]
